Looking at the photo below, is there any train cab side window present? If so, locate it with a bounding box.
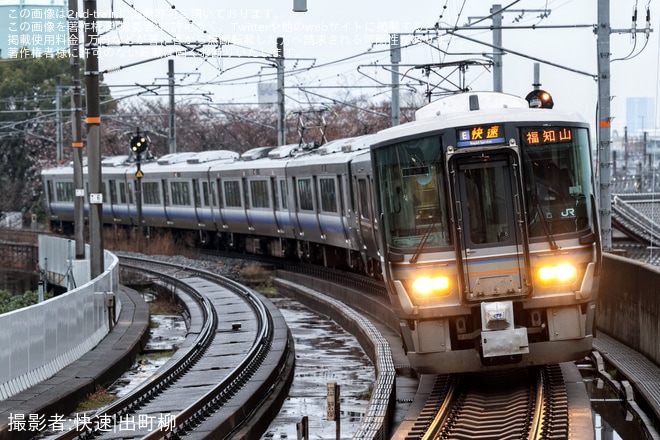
[374,135,450,250]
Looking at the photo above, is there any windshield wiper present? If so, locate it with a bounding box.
[534,195,558,250]
[410,213,439,264]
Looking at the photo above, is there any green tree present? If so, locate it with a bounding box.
[0,50,114,223]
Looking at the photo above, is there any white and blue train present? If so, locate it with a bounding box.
[42,91,601,374]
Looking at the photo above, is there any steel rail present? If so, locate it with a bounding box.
[53,255,276,439]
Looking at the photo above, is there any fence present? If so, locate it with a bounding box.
[0,235,119,401]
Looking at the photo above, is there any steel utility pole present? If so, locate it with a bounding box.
[492,4,503,92]
[55,76,62,163]
[597,0,613,250]
[168,59,176,154]
[69,0,85,260]
[84,0,104,277]
[276,37,285,146]
[390,34,401,127]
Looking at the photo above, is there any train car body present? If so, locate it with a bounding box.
[40,90,600,375]
[371,92,600,373]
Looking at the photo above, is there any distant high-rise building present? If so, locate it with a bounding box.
[0,0,68,59]
[626,97,656,135]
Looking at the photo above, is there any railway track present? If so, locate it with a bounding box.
[52,255,294,440]
[402,365,569,439]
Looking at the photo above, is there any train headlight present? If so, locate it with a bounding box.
[538,263,577,284]
[412,276,450,297]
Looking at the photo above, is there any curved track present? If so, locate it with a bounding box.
[53,256,294,440]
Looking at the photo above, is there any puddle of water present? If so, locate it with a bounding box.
[579,365,652,440]
[34,314,186,439]
[262,297,374,439]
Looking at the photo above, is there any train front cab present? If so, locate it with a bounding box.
[372,102,600,374]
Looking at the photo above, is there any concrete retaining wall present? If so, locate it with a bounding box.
[0,236,119,401]
[597,253,660,366]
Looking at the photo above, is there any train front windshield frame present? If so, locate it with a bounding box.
[373,135,451,251]
[520,126,593,237]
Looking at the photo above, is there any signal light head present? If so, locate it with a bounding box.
[525,89,554,109]
[130,135,149,154]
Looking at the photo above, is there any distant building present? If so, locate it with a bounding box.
[626,97,656,135]
[0,0,68,59]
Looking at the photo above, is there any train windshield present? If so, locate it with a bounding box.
[520,126,593,237]
[374,135,450,250]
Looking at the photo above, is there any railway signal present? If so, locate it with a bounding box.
[130,135,148,155]
[525,89,554,109]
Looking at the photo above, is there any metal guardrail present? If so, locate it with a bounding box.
[0,235,117,401]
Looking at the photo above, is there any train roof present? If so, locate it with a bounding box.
[373,91,588,147]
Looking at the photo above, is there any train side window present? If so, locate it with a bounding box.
[279,179,288,210]
[216,179,223,207]
[210,181,218,207]
[47,181,54,203]
[272,178,279,210]
[162,180,170,206]
[109,180,117,204]
[202,181,210,206]
[297,178,314,211]
[119,182,127,204]
[358,178,370,220]
[250,179,270,208]
[224,180,242,207]
[143,182,160,205]
[192,180,201,207]
[128,182,134,205]
[170,181,190,206]
[55,181,74,202]
[319,177,337,213]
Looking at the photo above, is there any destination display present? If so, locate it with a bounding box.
[521,127,573,146]
[456,124,505,147]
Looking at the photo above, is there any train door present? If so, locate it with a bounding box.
[355,177,379,258]
[451,153,530,300]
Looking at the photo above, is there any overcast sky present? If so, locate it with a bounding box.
[91,0,659,134]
